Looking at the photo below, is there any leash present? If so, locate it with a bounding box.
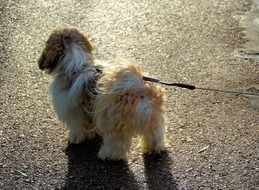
[143,76,259,97]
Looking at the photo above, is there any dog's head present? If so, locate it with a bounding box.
[38,28,93,74]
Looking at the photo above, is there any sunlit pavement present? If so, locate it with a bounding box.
[1,0,258,189]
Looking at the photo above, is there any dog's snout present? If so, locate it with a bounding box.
[38,54,46,70]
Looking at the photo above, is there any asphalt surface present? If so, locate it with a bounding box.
[1,0,258,190]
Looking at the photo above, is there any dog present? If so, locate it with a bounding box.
[38,28,166,160]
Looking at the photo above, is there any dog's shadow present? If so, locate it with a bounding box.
[143,152,178,190]
[63,136,140,190]
[63,137,178,190]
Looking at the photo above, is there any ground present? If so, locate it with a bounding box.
[0,0,258,190]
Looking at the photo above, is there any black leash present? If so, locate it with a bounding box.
[143,76,259,97]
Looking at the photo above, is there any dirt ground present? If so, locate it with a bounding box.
[0,0,258,189]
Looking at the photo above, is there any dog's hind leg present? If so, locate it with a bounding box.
[140,115,166,154]
[98,132,132,160]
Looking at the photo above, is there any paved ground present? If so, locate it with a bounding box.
[0,0,258,189]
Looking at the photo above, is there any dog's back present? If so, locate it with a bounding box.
[94,62,166,159]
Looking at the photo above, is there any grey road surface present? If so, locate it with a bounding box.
[1,0,258,189]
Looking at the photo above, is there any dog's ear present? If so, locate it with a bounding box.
[38,35,64,73]
[38,28,93,73]
[38,46,58,71]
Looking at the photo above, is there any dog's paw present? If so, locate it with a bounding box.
[85,132,96,140]
[141,143,166,155]
[67,131,86,144]
[97,147,127,161]
[97,149,109,160]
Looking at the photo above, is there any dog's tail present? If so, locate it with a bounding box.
[93,62,165,135]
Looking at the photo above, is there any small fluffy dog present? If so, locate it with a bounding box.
[38,28,166,160]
